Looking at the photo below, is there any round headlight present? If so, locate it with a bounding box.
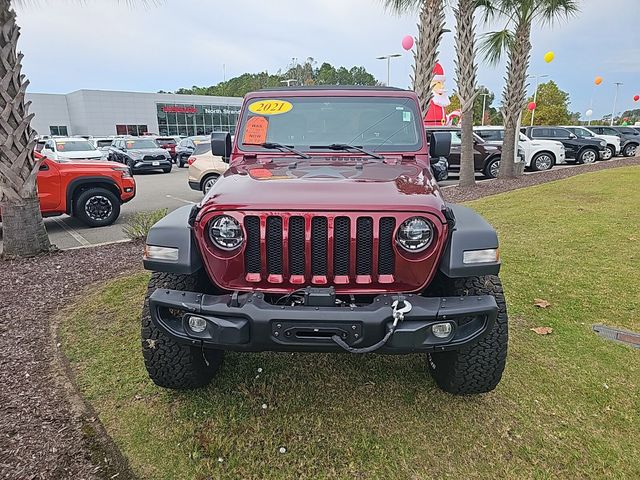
[396,217,433,253]
[209,215,243,250]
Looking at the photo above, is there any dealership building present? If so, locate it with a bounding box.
[26,89,243,138]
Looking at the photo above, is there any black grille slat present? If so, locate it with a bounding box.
[333,217,350,276]
[311,217,328,275]
[356,217,373,275]
[244,216,261,273]
[288,216,305,275]
[378,217,396,275]
[266,216,283,274]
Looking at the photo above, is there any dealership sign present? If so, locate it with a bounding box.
[162,105,197,114]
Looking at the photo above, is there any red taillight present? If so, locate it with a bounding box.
[187,156,197,165]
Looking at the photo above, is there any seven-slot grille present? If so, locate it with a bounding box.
[244,214,396,284]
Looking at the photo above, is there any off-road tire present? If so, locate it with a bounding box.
[427,275,508,395]
[141,272,224,389]
[74,187,121,227]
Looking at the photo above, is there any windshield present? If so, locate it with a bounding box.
[95,140,112,148]
[573,128,593,138]
[155,138,176,146]
[125,139,158,149]
[55,140,95,152]
[238,96,423,153]
[193,143,211,155]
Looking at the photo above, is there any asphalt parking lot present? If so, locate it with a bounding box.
[0,160,608,252]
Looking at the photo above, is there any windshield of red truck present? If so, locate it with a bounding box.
[237,96,423,153]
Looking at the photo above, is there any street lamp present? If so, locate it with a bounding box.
[611,82,623,126]
[528,74,549,126]
[376,54,402,87]
[480,93,491,126]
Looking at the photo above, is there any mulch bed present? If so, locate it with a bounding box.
[442,156,640,203]
[0,156,638,479]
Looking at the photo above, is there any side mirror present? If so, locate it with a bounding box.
[428,131,451,164]
[211,132,232,163]
[568,133,577,139]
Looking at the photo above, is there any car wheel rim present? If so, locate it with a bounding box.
[204,177,218,193]
[583,151,596,163]
[627,145,637,156]
[490,161,500,178]
[602,148,613,160]
[85,195,113,221]
[535,155,552,170]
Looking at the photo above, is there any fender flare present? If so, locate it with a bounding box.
[439,203,501,278]
[65,176,121,214]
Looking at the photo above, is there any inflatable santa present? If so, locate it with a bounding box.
[423,62,451,126]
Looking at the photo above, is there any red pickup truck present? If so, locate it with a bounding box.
[35,151,136,226]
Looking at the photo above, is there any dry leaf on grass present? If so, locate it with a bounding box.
[533,298,551,308]
[530,326,553,335]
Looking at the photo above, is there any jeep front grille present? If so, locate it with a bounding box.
[243,214,397,285]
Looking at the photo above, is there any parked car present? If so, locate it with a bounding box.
[588,125,639,157]
[29,151,136,227]
[40,137,107,161]
[187,141,230,194]
[35,139,46,152]
[108,137,172,174]
[153,136,179,160]
[175,135,210,167]
[91,137,114,152]
[426,126,523,178]
[562,126,620,160]
[141,86,508,395]
[521,126,606,164]
[475,126,565,171]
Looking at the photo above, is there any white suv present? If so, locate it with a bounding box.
[562,126,620,160]
[41,137,107,161]
[474,126,565,171]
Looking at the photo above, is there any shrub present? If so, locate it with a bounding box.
[123,208,168,240]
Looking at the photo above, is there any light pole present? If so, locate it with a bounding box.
[611,82,623,126]
[528,74,549,126]
[480,93,491,126]
[376,54,402,86]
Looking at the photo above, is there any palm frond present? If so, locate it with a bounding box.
[479,29,514,65]
[381,0,423,14]
[536,0,580,26]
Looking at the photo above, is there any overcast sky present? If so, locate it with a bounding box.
[15,0,640,118]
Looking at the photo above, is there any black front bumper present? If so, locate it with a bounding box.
[149,290,498,354]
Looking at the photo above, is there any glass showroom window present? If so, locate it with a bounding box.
[49,125,68,136]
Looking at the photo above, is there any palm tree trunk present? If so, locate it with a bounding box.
[412,0,446,113]
[0,1,52,257]
[454,0,478,187]
[498,20,531,178]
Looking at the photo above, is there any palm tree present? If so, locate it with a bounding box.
[453,0,480,187]
[0,1,52,256]
[383,0,446,112]
[480,0,578,178]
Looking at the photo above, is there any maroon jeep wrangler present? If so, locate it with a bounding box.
[142,86,507,395]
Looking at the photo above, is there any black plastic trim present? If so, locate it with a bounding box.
[65,176,121,215]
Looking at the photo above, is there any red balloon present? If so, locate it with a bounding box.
[527,102,537,111]
[634,95,640,102]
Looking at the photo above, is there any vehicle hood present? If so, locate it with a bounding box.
[58,150,104,159]
[57,159,120,169]
[127,148,168,157]
[595,134,620,145]
[201,158,446,217]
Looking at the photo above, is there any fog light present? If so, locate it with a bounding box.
[432,322,453,338]
[188,316,207,333]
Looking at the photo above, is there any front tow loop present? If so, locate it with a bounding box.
[331,297,412,354]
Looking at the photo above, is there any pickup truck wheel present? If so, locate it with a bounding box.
[427,275,508,395]
[623,143,637,157]
[530,152,554,171]
[74,187,121,227]
[483,157,500,179]
[141,272,224,389]
[578,148,597,164]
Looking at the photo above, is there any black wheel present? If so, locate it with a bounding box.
[483,157,500,179]
[179,156,186,168]
[427,275,508,395]
[201,174,220,194]
[74,187,121,227]
[162,166,172,173]
[623,143,637,157]
[601,145,614,161]
[141,272,224,389]
[577,148,597,164]
[530,152,554,171]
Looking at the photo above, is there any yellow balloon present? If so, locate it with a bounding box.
[544,51,555,63]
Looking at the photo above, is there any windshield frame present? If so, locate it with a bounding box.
[236,95,424,155]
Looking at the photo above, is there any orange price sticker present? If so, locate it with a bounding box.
[243,116,269,145]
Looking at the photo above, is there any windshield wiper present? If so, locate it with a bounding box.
[308,143,384,160]
[260,142,310,159]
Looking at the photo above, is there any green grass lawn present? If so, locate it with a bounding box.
[61,167,640,480]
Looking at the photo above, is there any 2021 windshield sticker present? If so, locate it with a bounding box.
[248,99,293,115]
